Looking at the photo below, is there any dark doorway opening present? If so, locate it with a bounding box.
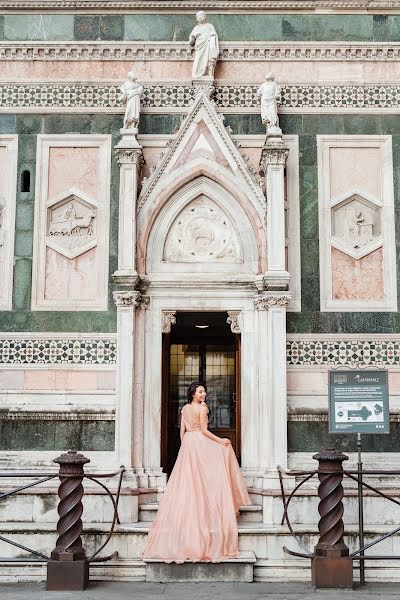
[161,311,241,476]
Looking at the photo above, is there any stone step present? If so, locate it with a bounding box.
[143,551,256,582]
[138,503,263,523]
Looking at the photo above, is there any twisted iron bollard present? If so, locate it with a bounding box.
[46,450,90,591]
[311,448,353,589]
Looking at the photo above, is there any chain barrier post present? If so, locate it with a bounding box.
[311,448,353,589]
[46,450,90,591]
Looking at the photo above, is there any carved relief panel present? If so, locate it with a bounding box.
[318,136,396,311]
[0,136,17,310]
[32,135,111,310]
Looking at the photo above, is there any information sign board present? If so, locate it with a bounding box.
[329,370,389,434]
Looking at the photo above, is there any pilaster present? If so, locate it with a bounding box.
[254,292,291,503]
[259,131,290,291]
[113,129,144,287]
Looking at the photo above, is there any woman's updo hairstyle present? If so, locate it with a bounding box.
[187,381,207,403]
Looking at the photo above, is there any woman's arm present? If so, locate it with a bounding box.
[180,412,186,442]
[199,405,229,445]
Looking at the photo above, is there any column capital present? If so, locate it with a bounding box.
[226,310,242,334]
[113,290,141,308]
[259,143,289,173]
[254,292,291,310]
[161,310,177,334]
[114,146,144,167]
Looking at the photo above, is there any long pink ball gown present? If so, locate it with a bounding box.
[142,402,251,563]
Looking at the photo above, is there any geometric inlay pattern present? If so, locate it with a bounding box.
[0,338,117,364]
[287,338,400,366]
[2,83,400,111]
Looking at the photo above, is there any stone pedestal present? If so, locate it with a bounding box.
[113,128,143,285]
[259,129,290,291]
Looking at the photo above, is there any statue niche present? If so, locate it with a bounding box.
[163,196,242,263]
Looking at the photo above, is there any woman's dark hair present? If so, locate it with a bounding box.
[187,381,207,403]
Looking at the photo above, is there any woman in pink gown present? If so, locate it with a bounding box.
[143,381,251,563]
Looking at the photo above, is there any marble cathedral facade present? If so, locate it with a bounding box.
[1,0,400,582]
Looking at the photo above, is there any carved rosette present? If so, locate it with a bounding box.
[226,310,241,333]
[114,147,144,167]
[113,290,141,308]
[162,310,177,333]
[254,292,291,310]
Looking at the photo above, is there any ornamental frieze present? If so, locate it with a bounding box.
[2,82,400,112]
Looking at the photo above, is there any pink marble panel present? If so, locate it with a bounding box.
[24,370,56,390]
[44,247,97,302]
[332,247,384,300]
[142,147,166,179]
[67,370,97,390]
[0,370,24,390]
[48,147,99,200]
[97,370,116,390]
[287,371,328,393]
[3,59,397,84]
[54,371,68,390]
[389,372,400,393]
[329,146,381,199]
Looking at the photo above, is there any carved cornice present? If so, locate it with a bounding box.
[2,0,400,10]
[226,311,241,334]
[114,147,144,166]
[161,310,176,334]
[3,42,400,63]
[113,290,141,308]
[254,292,292,310]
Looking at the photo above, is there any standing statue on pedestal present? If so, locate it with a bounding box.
[189,11,219,79]
[258,73,281,132]
[119,71,143,130]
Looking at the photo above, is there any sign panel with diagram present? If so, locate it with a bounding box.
[329,370,389,434]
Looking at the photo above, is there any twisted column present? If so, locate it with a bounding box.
[51,450,90,560]
[313,448,349,557]
[47,450,90,591]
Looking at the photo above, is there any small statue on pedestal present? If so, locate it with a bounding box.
[119,71,144,130]
[189,11,219,80]
[258,73,281,133]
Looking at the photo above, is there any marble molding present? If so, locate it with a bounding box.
[0,135,17,310]
[3,42,400,63]
[2,0,400,8]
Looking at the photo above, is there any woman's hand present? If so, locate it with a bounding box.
[221,438,231,447]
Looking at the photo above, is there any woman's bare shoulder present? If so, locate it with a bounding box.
[200,402,209,413]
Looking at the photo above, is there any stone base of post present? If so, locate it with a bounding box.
[312,557,353,589]
[47,559,89,591]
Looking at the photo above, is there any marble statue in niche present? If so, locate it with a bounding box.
[258,73,281,132]
[164,196,241,263]
[189,11,219,79]
[119,71,144,130]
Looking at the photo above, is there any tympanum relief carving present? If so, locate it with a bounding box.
[46,189,98,260]
[163,197,242,263]
[331,191,382,260]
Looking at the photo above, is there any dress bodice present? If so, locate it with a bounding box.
[181,403,204,432]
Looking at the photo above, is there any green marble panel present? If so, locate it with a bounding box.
[0,420,115,451]
[12,258,32,311]
[0,115,16,134]
[139,113,183,135]
[310,15,374,42]
[342,114,383,135]
[15,203,34,231]
[288,421,400,453]
[14,230,33,258]
[388,16,400,42]
[43,114,92,134]
[373,15,390,42]
[15,115,43,135]
[74,15,100,41]
[224,114,264,136]
[0,16,4,41]
[124,14,193,41]
[4,15,74,41]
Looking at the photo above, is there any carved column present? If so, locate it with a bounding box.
[113,132,144,285]
[254,292,291,495]
[259,135,290,291]
[113,290,141,478]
